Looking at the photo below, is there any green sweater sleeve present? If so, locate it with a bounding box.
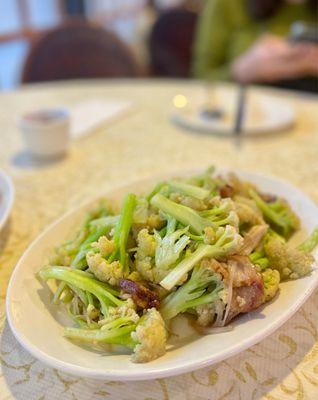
[192,0,315,81]
[192,0,234,81]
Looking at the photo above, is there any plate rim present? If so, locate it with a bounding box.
[0,169,15,231]
[5,169,318,380]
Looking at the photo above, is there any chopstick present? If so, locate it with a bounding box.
[233,84,247,147]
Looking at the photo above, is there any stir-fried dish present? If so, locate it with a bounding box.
[38,167,318,363]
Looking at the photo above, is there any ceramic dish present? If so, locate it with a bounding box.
[6,169,318,380]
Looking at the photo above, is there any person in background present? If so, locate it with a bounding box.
[193,0,318,92]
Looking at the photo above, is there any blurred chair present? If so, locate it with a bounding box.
[149,7,198,77]
[22,20,141,83]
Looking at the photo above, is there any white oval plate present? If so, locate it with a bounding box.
[171,90,295,136]
[0,170,14,231]
[6,169,318,381]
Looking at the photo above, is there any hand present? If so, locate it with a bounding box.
[231,35,318,84]
[300,44,318,76]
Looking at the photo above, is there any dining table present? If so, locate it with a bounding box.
[0,79,318,400]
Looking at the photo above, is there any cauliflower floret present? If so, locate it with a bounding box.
[147,213,165,230]
[135,256,155,282]
[227,210,240,228]
[262,268,280,302]
[86,252,124,286]
[91,236,115,257]
[137,229,156,257]
[216,225,244,255]
[64,306,167,362]
[203,225,244,254]
[135,229,158,282]
[207,195,222,207]
[204,227,216,244]
[132,214,165,238]
[99,298,139,326]
[131,308,167,363]
[135,226,189,284]
[135,255,170,284]
[127,270,142,282]
[220,199,239,227]
[196,296,227,327]
[201,198,239,229]
[196,302,215,326]
[133,197,149,224]
[265,238,314,280]
[234,196,264,226]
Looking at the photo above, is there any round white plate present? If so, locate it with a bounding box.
[6,169,318,381]
[0,170,14,230]
[171,89,295,136]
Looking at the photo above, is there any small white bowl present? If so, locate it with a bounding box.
[19,109,70,159]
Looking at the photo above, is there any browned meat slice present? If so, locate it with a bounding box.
[225,281,265,323]
[225,255,265,323]
[260,192,277,203]
[239,225,268,256]
[227,173,254,197]
[119,279,160,310]
[228,255,262,287]
[219,184,234,198]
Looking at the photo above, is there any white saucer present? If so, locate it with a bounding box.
[0,170,14,230]
[171,88,295,136]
